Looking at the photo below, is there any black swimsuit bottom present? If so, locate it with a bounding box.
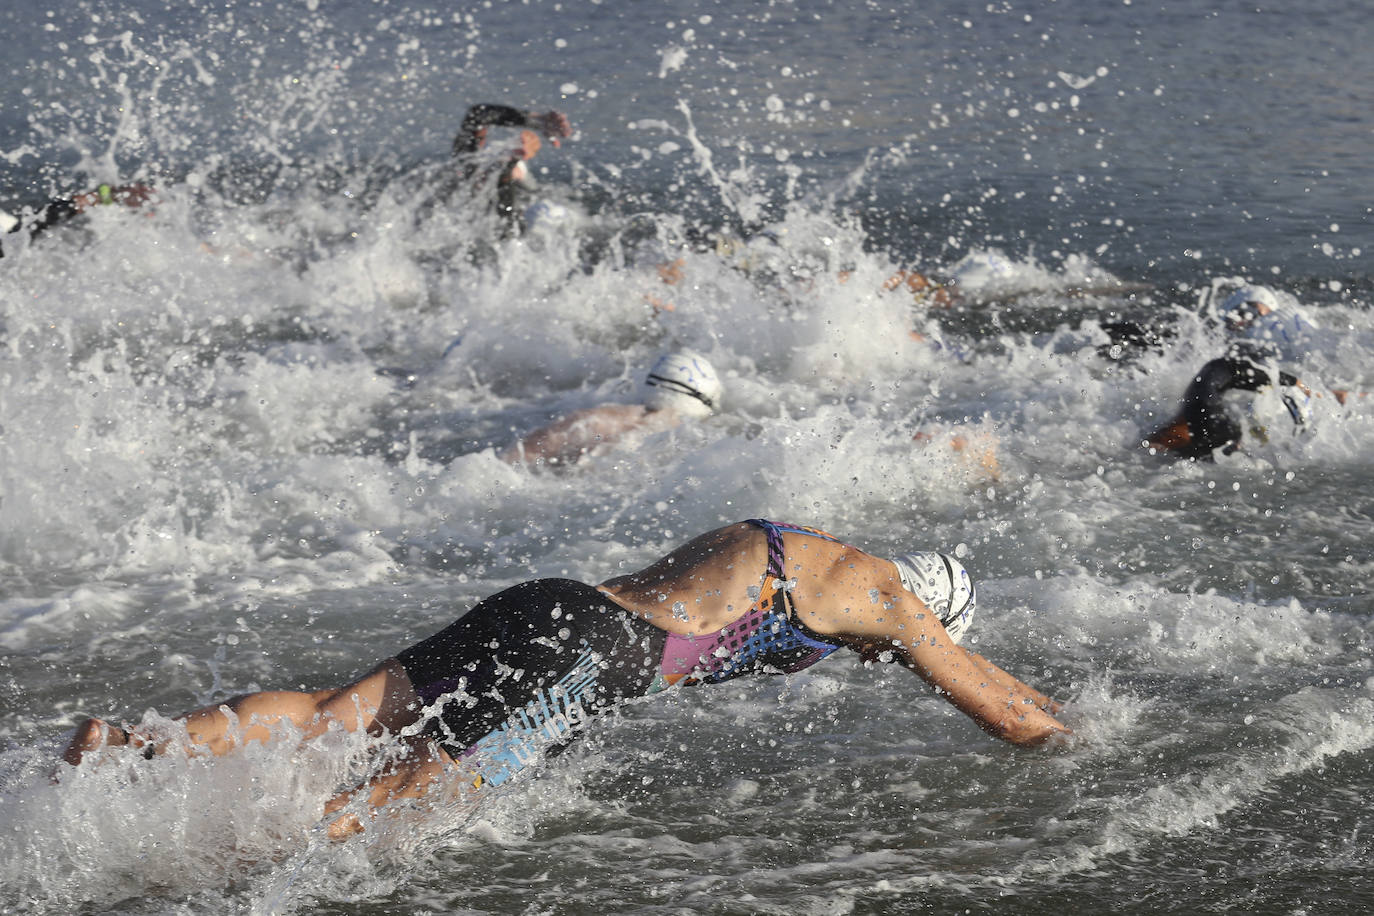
[395,578,663,783]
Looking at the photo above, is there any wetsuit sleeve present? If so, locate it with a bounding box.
[1216,357,1271,392]
[27,198,82,238]
[1278,370,1300,388]
[452,104,531,155]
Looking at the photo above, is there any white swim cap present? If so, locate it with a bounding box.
[643,350,722,419]
[890,552,976,644]
[1221,285,1280,314]
[0,209,17,233]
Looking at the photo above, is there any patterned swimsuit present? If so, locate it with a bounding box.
[394,519,848,785]
[654,519,845,688]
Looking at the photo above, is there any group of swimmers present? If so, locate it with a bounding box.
[46,108,1078,841]
[1,102,571,257]
[42,100,1347,847]
[7,100,1325,468]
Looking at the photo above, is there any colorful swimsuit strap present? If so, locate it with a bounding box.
[743,519,845,651]
[743,518,843,576]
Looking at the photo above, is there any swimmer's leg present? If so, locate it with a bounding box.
[323,735,459,840]
[62,658,423,766]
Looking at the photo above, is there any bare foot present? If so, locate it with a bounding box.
[61,717,131,768]
[61,717,158,768]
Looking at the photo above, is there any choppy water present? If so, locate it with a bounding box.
[2,0,1372,913]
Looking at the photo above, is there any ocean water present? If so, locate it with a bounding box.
[1,0,1372,913]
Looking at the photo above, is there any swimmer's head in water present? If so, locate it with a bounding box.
[1222,284,1280,329]
[643,350,722,419]
[890,552,976,644]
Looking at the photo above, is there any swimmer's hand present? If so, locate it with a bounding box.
[530,110,573,146]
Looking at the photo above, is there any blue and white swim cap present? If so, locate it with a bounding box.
[643,350,722,419]
[890,552,976,644]
[1221,284,1280,314]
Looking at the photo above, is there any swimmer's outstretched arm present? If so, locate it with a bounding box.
[898,631,1071,746]
[791,549,1070,745]
[500,404,666,466]
[959,650,1064,716]
[860,642,1061,716]
[874,606,1069,747]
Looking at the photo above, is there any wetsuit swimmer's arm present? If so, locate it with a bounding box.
[452,105,573,156]
[1218,359,1314,398]
[1224,358,1271,392]
[453,104,531,155]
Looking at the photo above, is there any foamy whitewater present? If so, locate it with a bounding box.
[2,0,1372,913]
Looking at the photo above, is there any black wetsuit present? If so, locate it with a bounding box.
[1172,356,1299,458]
[396,578,663,786]
[450,103,535,229]
[1,198,83,258]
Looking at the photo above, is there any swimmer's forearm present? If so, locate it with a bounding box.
[965,650,1062,713]
[950,681,1072,746]
[901,643,1071,745]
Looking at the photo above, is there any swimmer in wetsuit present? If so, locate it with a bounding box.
[1143,352,1310,459]
[1218,284,1319,365]
[1,183,156,258]
[447,103,572,230]
[61,519,1069,838]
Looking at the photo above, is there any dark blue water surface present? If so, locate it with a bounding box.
[1,0,1368,281]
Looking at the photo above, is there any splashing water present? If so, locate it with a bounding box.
[3,0,1374,913]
